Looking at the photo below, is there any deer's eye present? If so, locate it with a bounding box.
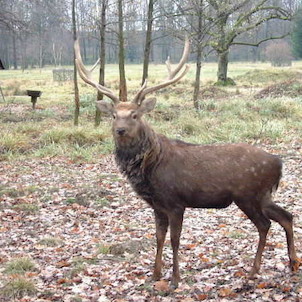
[112,113,117,119]
[132,113,137,120]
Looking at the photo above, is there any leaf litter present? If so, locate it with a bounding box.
[0,143,301,301]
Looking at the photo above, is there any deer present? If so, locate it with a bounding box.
[74,39,300,288]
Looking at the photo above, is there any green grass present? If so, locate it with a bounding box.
[12,203,40,214]
[95,197,110,208]
[150,96,302,145]
[38,236,63,247]
[0,277,37,300]
[4,257,36,274]
[0,62,302,162]
[97,243,111,255]
[67,256,98,278]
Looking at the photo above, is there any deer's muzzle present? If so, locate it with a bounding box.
[116,128,126,136]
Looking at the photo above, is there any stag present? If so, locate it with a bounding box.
[74,39,299,288]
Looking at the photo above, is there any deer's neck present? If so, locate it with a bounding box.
[114,122,161,202]
[115,122,161,173]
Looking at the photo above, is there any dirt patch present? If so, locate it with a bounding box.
[254,79,302,99]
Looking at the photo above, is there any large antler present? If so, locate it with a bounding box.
[133,37,190,104]
[74,39,119,104]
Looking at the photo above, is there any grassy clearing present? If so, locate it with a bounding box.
[0,62,302,162]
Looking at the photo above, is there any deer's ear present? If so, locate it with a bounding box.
[96,101,114,115]
[139,98,157,114]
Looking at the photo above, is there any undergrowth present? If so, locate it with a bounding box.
[0,65,302,162]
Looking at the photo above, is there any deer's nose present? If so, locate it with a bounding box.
[116,128,126,136]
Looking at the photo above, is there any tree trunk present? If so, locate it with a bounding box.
[20,37,28,71]
[12,33,17,69]
[217,50,229,83]
[83,37,87,62]
[52,43,57,67]
[193,46,202,110]
[193,0,203,110]
[95,0,108,127]
[118,0,127,102]
[38,29,43,70]
[141,0,154,86]
[72,0,80,126]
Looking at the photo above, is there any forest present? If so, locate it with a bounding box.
[0,0,302,301]
[0,0,299,67]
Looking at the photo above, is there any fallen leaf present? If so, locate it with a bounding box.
[154,280,169,292]
[57,278,71,284]
[56,260,71,268]
[257,282,271,289]
[195,293,208,300]
[185,243,197,250]
[218,287,236,298]
[234,270,246,277]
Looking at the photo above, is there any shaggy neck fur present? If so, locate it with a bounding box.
[114,120,161,203]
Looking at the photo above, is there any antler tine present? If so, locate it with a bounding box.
[168,37,190,79]
[133,79,147,104]
[74,39,119,104]
[141,64,190,97]
[91,58,100,72]
[133,37,190,104]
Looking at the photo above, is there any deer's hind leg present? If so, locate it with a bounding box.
[262,193,300,272]
[235,198,271,278]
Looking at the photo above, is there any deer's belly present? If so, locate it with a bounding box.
[179,189,233,209]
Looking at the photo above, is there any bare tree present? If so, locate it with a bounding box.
[0,0,25,30]
[142,0,155,85]
[206,0,292,84]
[72,0,80,126]
[95,0,109,127]
[118,0,127,102]
[160,0,293,89]
[189,0,212,109]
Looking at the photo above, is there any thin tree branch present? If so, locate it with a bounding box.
[233,33,290,47]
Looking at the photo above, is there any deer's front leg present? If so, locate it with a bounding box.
[169,209,184,289]
[153,209,169,281]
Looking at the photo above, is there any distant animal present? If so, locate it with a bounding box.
[74,39,300,288]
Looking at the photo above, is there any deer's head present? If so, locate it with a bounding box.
[96,98,156,145]
[74,38,190,145]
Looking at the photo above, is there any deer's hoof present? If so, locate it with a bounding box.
[170,277,180,289]
[170,282,178,290]
[290,258,301,272]
[152,272,161,281]
[248,268,259,280]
